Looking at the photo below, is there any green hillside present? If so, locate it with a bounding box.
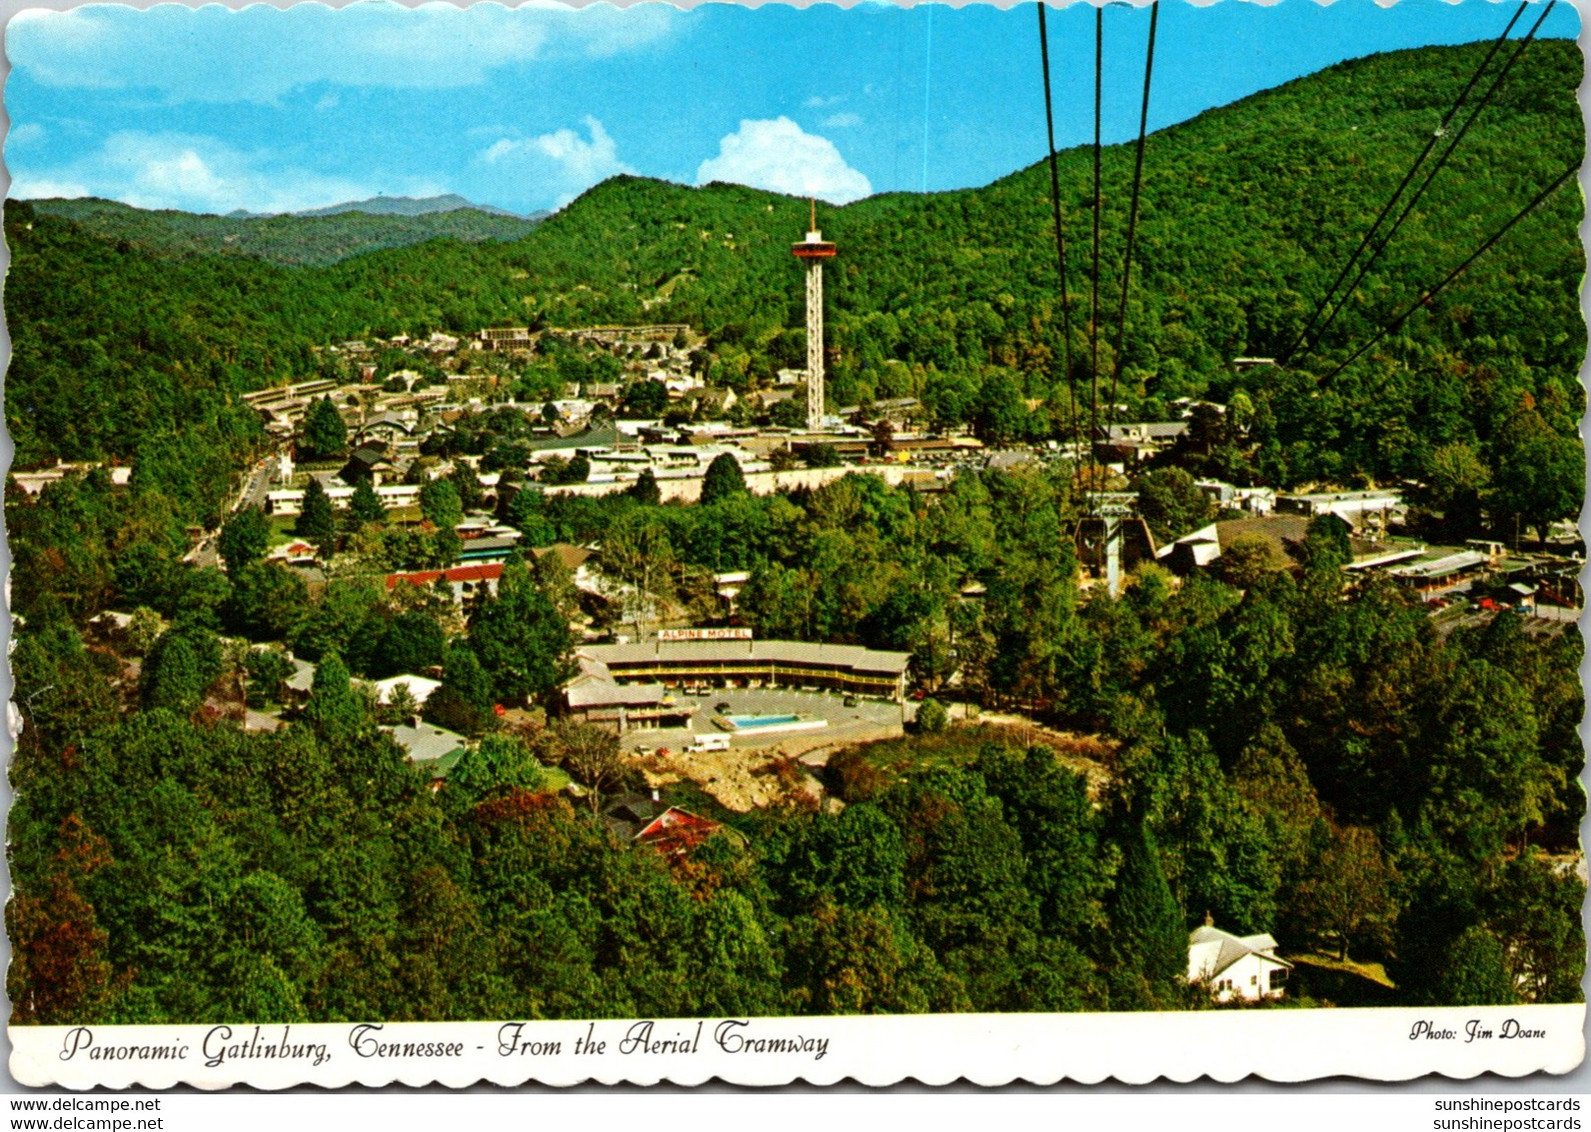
[26,196,542,266]
[6,40,1582,496]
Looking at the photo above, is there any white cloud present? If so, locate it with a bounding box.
[10,131,390,214]
[8,122,46,147]
[7,175,89,201]
[803,94,843,109]
[695,118,871,205]
[9,2,676,103]
[822,112,862,129]
[476,117,633,209]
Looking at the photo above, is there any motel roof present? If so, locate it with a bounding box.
[1391,550,1487,580]
[582,639,911,676]
[565,676,670,709]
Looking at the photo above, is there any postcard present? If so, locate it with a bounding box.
[2,0,1584,1090]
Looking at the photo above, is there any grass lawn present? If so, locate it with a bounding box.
[266,514,300,547]
[1288,951,1398,1007]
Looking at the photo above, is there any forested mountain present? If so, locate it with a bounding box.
[26,196,543,266]
[9,40,1582,499]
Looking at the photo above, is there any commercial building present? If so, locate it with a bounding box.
[573,636,911,702]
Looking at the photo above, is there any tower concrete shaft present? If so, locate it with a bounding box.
[805,257,825,430]
[792,202,837,432]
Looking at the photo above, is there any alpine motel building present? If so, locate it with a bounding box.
[567,629,911,727]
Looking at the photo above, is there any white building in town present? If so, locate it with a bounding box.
[1187,917,1292,1003]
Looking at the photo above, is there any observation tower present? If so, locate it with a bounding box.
[791,199,837,431]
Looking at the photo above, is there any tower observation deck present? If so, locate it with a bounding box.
[792,199,837,431]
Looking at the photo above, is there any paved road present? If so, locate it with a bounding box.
[185,454,277,568]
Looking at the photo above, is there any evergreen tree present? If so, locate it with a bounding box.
[1107,818,1187,1008]
[424,641,497,735]
[1433,926,1519,1006]
[349,478,385,525]
[629,467,661,506]
[302,651,367,749]
[295,479,336,546]
[298,397,347,461]
[700,453,748,505]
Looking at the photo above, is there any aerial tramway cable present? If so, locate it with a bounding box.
[1281,0,1528,366]
[1292,0,1555,366]
[1037,3,1080,454]
[1106,0,1159,431]
[1088,6,1104,467]
[1320,160,1578,388]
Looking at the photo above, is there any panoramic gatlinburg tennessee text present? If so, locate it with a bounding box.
[4,7,1586,1026]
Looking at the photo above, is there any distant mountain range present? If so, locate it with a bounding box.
[227,193,546,222]
[26,194,546,266]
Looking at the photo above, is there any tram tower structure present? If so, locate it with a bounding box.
[791,199,837,431]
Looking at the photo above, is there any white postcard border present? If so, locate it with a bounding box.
[9,1004,1585,1089]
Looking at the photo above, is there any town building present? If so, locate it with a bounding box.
[573,635,911,701]
[1187,917,1292,1003]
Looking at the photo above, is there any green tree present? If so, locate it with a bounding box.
[424,642,497,735]
[299,396,348,461]
[1432,926,1518,1006]
[699,453,748,505]
[1213,533,1291,588]
[1492,409,1582,541]
[629,467,661,506]
[367,612,446,679]
[222,561,310,642]
[1107,817,1186,1008]
[916,698,948,733]
[218,506,270,576]
[467,559,573,706]
[419,479,464,532]
[1131,467,1215,544]
[349,478,386,525]
[619,379,668,418]
[140,627,223,715]
[245,645,295,708]
[448,733,551,801]
[1290,821,1395,960]
[301,651,369,749]
[769,398,807,428]
[294,479,337,546]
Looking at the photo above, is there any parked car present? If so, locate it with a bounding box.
[715,701,732,714]
[843,695,858,707]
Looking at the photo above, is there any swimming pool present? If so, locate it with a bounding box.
[725,713,800,728]
[717,712,827,734]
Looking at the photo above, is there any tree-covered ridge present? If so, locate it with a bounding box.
[27,197,543,266]
[8,466,1583,1022]
[7,41,1582,499]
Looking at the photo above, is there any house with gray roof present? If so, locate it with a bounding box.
[1187,916,1292,1002]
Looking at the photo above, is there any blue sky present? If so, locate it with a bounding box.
[3,0,1579,216]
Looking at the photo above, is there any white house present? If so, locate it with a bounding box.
[371,674,441,709]
[1187,917,1292,1002]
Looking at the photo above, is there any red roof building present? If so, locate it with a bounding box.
[385,563,504,602]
